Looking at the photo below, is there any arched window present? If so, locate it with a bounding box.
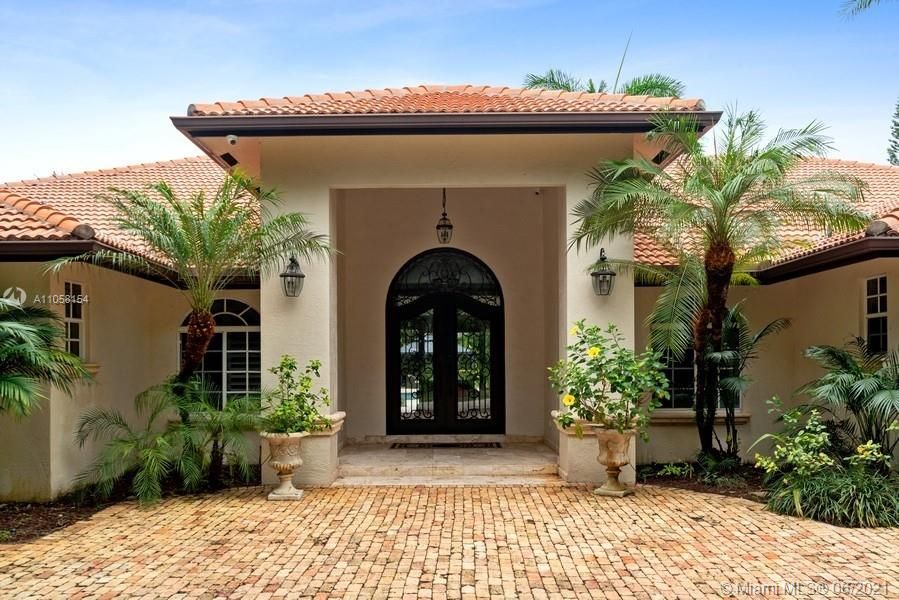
[179,299,261,407]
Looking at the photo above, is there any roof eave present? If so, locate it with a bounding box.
[757,236,899,283]
[171,110,722,139]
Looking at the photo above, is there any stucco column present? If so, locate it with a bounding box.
[260,184,341,487]
[556,182,637,485]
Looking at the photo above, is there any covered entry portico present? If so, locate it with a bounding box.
[173,87,711,484]
[246,132,648,486]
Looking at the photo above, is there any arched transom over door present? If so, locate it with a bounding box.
[386,249,505,435]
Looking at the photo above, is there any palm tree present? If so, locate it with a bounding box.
[0,297,90,416]
[524,69,684,98]
[523,38,684,98]
[842,0,892,15]
[712,304,791,456]
[571,109,870,456]
[50,171,329,388]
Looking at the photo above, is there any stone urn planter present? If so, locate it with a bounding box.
[590,426,635,497]
[260,431,310,501]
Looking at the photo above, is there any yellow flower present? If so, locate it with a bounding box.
[562,394,576,406]
[569,325,580,336]
[586,346,600,358]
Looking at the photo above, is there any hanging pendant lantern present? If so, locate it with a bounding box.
[591,248,616,296]
[280,256,305,297]
[436,188,454,244]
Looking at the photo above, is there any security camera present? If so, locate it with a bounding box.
[225,135,238,146]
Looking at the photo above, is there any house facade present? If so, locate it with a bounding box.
[2,85,898,501]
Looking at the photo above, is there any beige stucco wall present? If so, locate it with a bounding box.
[635,257,899,464]
[0,262,259,500]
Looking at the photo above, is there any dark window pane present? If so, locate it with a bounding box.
[880,277,887,294]
[248,352,261,370]
[242,308,260,326]
[227,352,247,370]
[214,314,245,326]
[211,299,225,314]
[868,298,879,314]
[880,296,888,313]
[64,282,71,295]
[868,279,878,296]
[70,302,82,319]
[227,333,247,350]
[227,373,247,391]
[247,373,261,391]
[68,322,79,339]
[69,341,80,357]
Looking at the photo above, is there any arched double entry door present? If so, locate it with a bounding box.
[386,249,505,435]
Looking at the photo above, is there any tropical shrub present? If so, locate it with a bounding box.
[800,338,899,462]
[75,388,202,503]
[753,398,899,527]
[548,321,668,439]
[0,297,90,416]
[263,356,331,434]
[76,377,261,503]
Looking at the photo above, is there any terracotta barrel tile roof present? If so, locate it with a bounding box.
[0,156,225,258]
[187,84,706,117]
[635,158,899,268]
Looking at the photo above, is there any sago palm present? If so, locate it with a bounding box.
[572,109,869,455]
[50,171,329,386]
[0,297,90,416]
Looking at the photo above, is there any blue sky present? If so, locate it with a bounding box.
[1,0,898,182]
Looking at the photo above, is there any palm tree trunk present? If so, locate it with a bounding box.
[178,309,216,382]
[174,309,216,423]
[693,242,735,456]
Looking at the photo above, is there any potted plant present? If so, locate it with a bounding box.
[260,355,331,500]
[549,321,668,497]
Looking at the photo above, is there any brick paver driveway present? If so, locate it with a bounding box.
[1,485,897,599]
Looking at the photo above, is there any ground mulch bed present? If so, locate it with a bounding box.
[0,498,113,544]
[638,463,767,502]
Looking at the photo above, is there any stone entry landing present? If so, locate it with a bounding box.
[334,442,559,485]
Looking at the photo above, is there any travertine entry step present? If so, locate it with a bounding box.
[336,442,559,480]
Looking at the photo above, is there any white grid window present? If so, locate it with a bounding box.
[658,348,741,410]
[179,299,261,408]
[865,276,888,354]
[63,281,85,358]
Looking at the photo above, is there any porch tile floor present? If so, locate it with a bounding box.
[3,485,898,599]
[335,442,559,485]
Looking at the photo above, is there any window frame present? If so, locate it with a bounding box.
[657,348,742,411]
[63,281,86,359]
[177,300,261,408]
[864,275,888,354]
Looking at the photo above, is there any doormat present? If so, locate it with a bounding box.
[390,442,501,449]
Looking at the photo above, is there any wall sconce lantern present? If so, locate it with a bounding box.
[590,248,616,296]
[435,188,454,244]
[280,256,305,297]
